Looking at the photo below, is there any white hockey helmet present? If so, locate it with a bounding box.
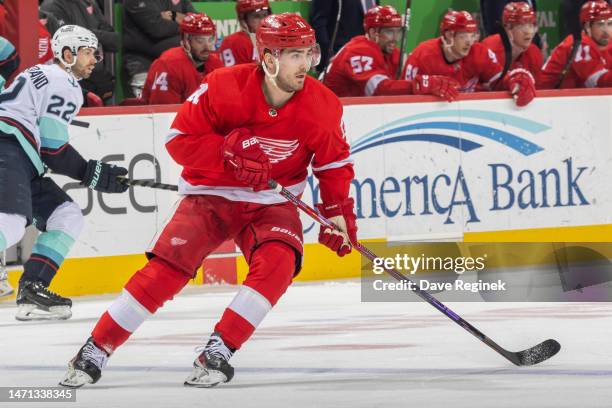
[51,25,98,67]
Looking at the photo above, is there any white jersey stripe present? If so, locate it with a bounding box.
[228,285,272,328]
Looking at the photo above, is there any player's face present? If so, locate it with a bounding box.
[450,31,478,58]
[72,47,99,79]
[189,35,216,62]
[507,23,537,51]
[588,19,612,47]
[376,27,402,54]
[245,9,269,33]
[275,47,314,92]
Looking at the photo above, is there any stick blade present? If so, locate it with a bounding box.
[507,339,561,366]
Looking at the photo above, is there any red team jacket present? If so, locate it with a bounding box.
[219,31,258,66]
[481,34,543,86]
[167,64,354,205]
[142,46,224,104]
[402,38,503,92]
[323,36,404,97]
[539,32,612,89]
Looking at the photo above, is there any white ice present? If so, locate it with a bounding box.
[0,280,610,408]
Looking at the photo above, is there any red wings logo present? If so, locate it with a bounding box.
[255,137,299,163]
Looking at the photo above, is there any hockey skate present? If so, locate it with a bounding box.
[60,337,109,388]
[0,264,14,298]
[184,332,235,388]
[15,280,72,320]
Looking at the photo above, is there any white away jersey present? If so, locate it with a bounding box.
[0,64,83,174]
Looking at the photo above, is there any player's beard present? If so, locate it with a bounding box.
[73,62,95,80]
[193,52,210,64]
[594,35,610,47]
[276,69,308,93]
[382,41,395,55]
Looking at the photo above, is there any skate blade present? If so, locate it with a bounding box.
[184,368,227,388]
[15,304,72,321]
[59,367,94,388]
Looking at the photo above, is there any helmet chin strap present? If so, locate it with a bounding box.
[441,34,460,60]
[181,37,201,65]
[59,52,82,80]
[262,53,281,89]
[441,34,455,53]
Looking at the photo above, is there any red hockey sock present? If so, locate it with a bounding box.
[91,257,191,353]
[215,241,295,350]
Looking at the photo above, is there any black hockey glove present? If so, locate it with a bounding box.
[82,160,129,193]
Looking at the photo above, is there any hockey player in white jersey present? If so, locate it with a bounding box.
[0,25,129,319]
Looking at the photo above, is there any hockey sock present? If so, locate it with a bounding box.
[21,202,83,286]
[21,230,75,286]
[92,257,191,353]
[215,241,295,350]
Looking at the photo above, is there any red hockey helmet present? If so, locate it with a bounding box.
[580,1,612,25]
[502,2,537,25]
[179,13,216,36]
[257,13,316,52]
[236,0,271,16]
[439,10,478,34]
[363,5,402,32]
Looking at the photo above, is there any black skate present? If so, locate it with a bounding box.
[60,337,109,388]
[184,332,235,388]
[15,280,72,321]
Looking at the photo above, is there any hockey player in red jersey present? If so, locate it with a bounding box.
[323,5,460,101]
[61,13,357,389]
[218,0,272,67]
[481,2,543,83]
[402,10,536,106]
[141,13,223,105]
[539,1,612,89]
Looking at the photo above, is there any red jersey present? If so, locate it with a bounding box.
[481,34,543,86]
[219,31,258,67]
[402,38,503,92]
[167,64,353,205]
[38,21,53,65]
[142,46,223,105]
[538,33,612,89]
[323,36,407,97]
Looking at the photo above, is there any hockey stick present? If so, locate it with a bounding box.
[555,29,581,89]
[396,0,412,79]
[267,178,561,366]
[320,0,343,83]
[496,21,513,89]
[117,177,178,191]
[71,119,90,128]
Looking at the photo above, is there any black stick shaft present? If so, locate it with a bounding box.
[268,179,558,366]
[118,178,178,191]
[71,119,90,128]
[396,0,412,79]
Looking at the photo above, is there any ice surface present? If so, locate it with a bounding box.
[1,280,610,408]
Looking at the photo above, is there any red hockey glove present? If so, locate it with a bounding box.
[414,75,460,102]
[506,68,536,107]
[222,128,271,191]
[315,198,358,257]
